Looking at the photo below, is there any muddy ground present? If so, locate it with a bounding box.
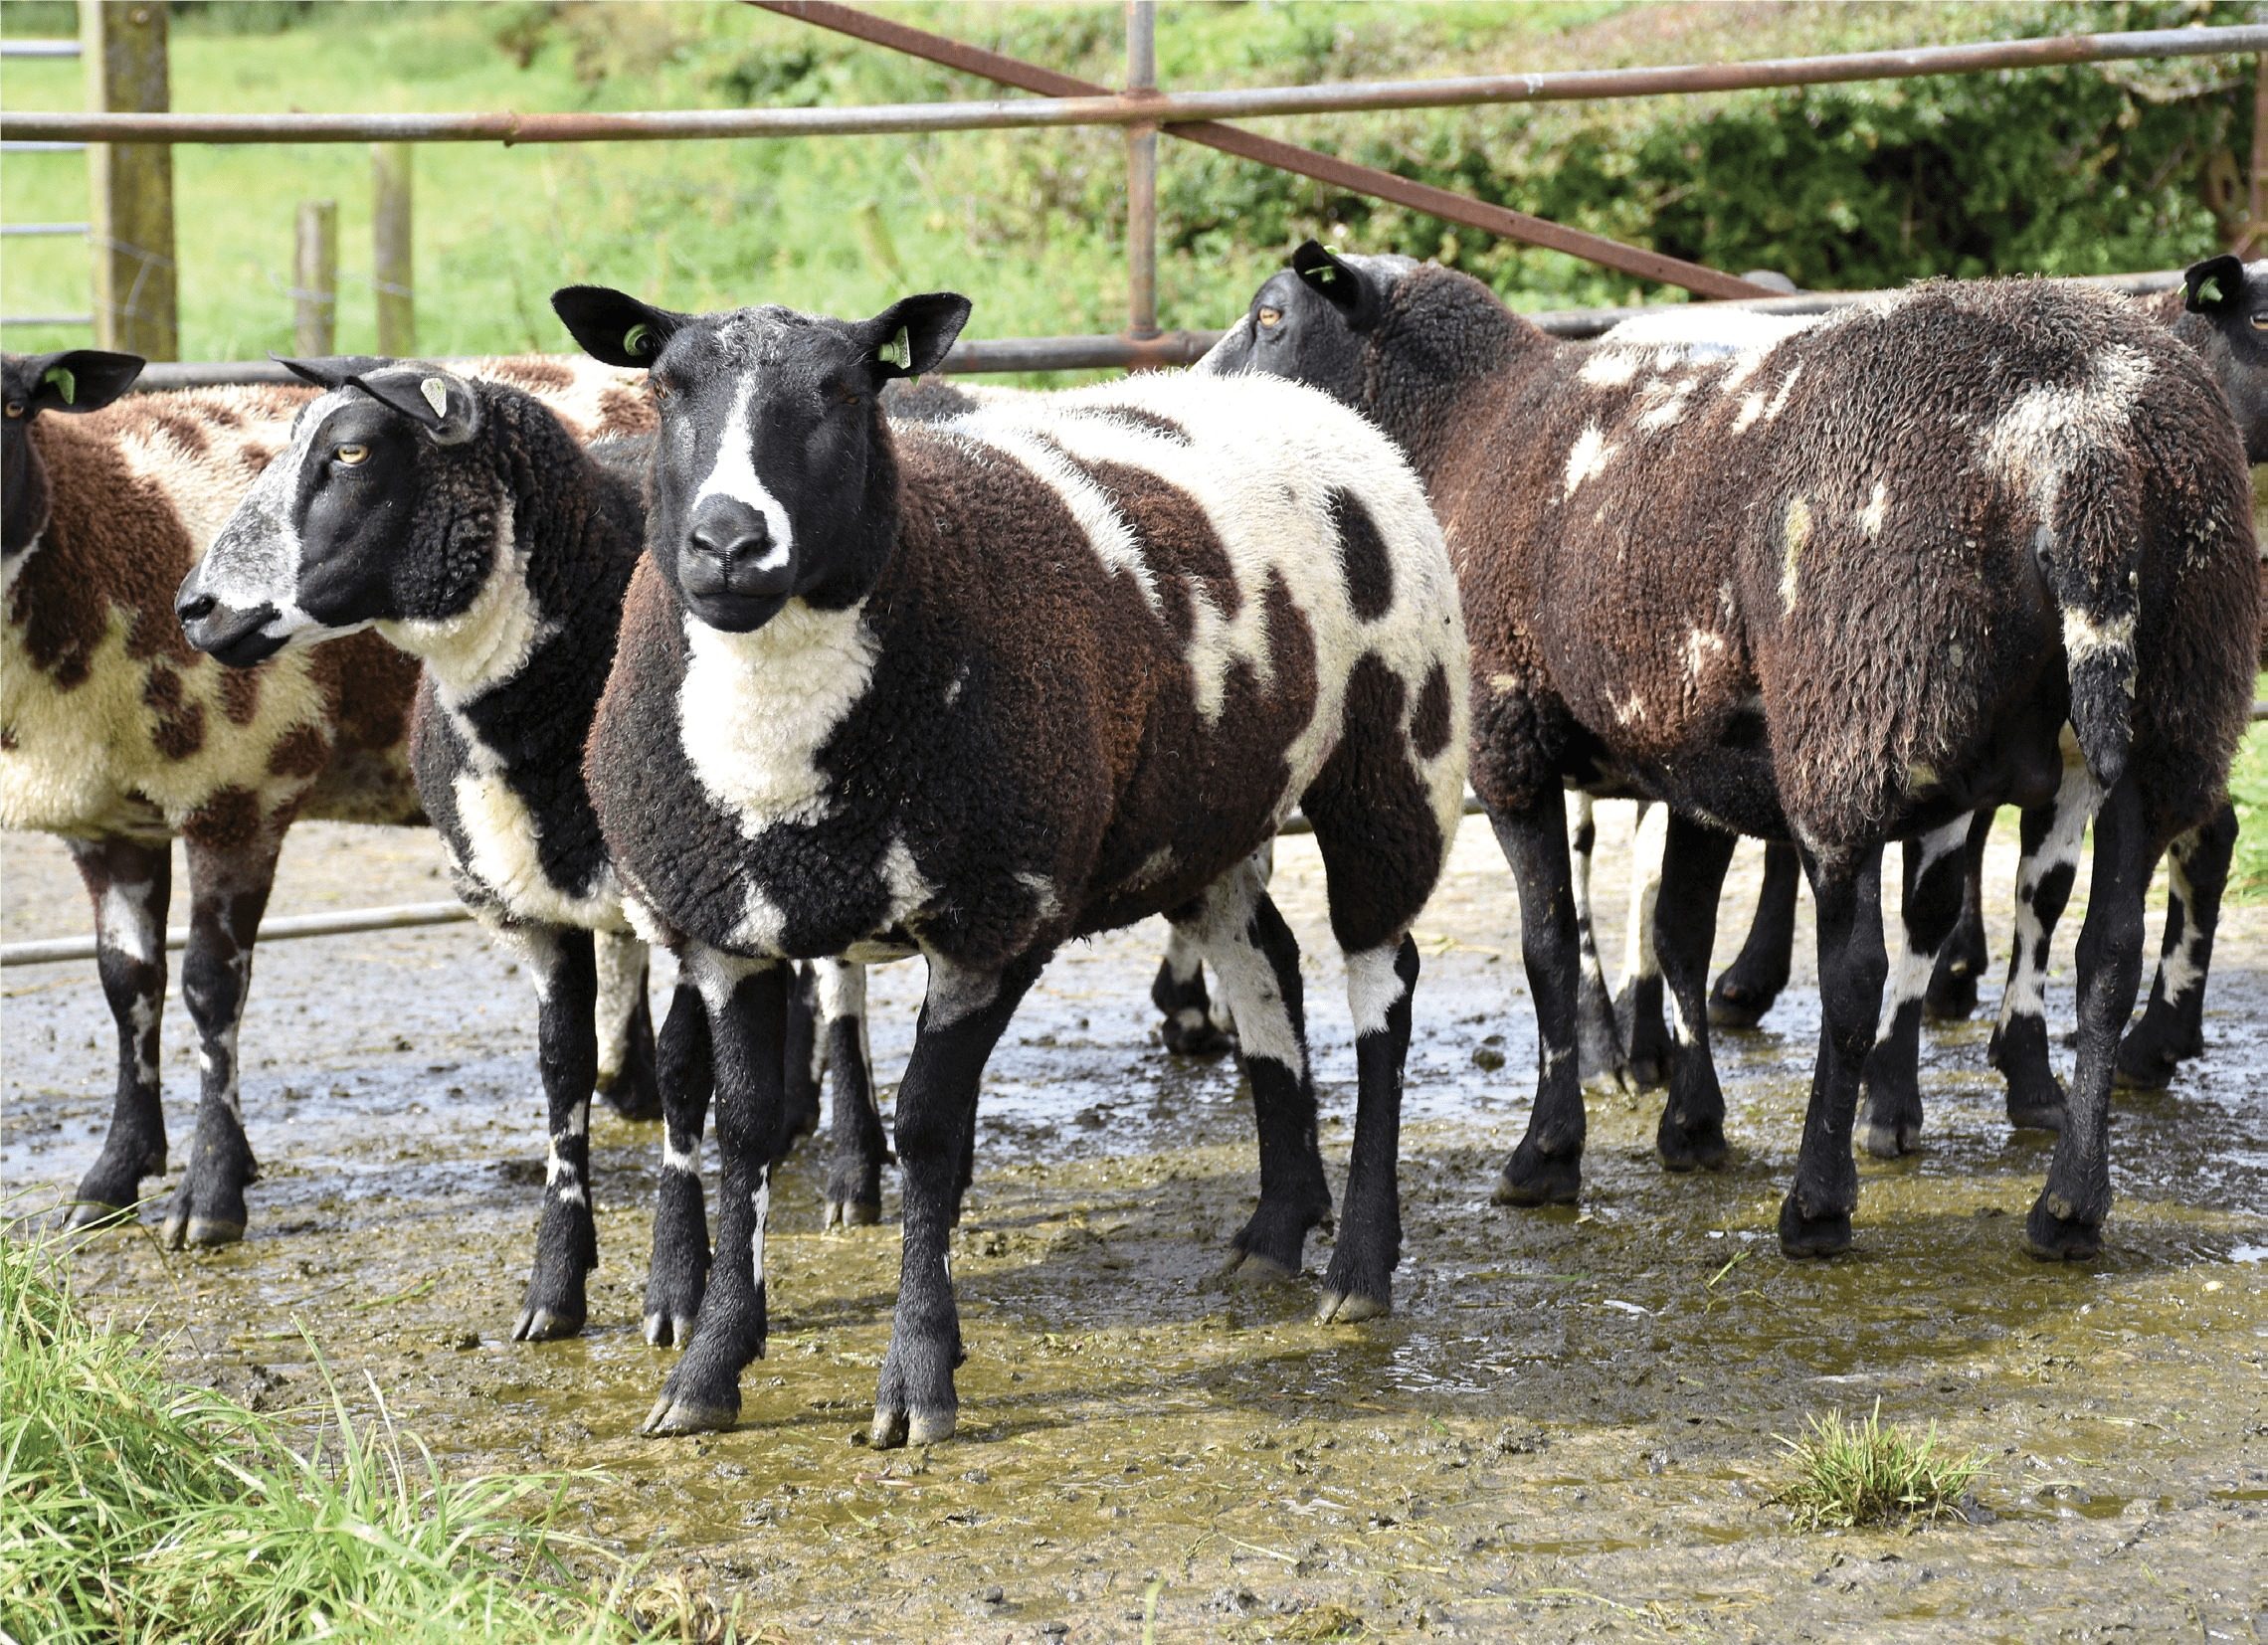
[4,807,2265,1642]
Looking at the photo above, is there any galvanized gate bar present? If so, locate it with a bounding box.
[753,0,1773,299]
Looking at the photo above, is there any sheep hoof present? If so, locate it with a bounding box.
[905,1408,957,1446]
[2004,1101,2066,1136]
[181,1215,246,1248]
[1219,1248,1298,1285]
[1707,982,1776,1030]
[511,1303,586,1343]
[1858,1117,1919,1159]
[1493,1145,1581,1207]
[2023,1198,2102,1262]
[1776,1195,1852,1259]
[823,1198,882,1231]
[64,1197,136,1232]
[643,1310,699,1349]
[642,1389,739,1437]
[1655,1115,1728,1174]
[1315,1288,1388,1325]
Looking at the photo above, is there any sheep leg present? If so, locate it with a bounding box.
[1151,928,1231,1057]
[504,924,600,1341]
[644,952,793,1436]
[1612,800,1671,1087]
[1856,818,1974,1158]
[819,960,892,1229]
[644,981,713,1349]
[593,933,662,1120]
[160,833,282,1249]
[870,950,1046,1449]
[1178,864,1329,1284]
[1709,841,1799,1028]
[1488,796,1588,1207]
[65,837,173,1227]
[2029,777,2149,1261]
[1923,809,1995,1020]
[1778,844,1886,1259]
[1990,760,2095,1133]
[1568,794,1631,1092]
[2117,803,2234,1090]
[780,962,824,1147]
[1317,934,1419,1323]
[1651,814,1736,1174]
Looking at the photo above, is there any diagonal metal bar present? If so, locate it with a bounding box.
[750,0,1775,298]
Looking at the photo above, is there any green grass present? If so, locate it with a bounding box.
[2230,711,2268,904]
[1773,1402,1985,1532]
[0,1218,695,1645]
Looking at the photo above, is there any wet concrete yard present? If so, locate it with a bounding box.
[5,808,2265,1640]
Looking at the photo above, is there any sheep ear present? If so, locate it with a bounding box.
[29,348,144,413]
[1290,241,1381,329]
[346,365,483,447]
[2183,254,2246,315]
[273,354,392,392]
[862,292,970,380]
[551,285,683,369]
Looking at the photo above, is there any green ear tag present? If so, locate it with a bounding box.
[2197,276,2226,306]
[878,325,912,369]
[41,365,76,405]
[1315,268,1337,283]
[420,378,450,418]
[623,322,656,359]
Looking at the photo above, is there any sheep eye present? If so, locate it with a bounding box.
[1257,306,1283,328]
[2251,313,2268,330]
[2,400,23,419]
[334,443,369,465]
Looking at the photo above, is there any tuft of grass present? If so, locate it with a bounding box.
[1773,1401,1984,1532]
[2227,689,2268,904]
[0,1218,651,1645]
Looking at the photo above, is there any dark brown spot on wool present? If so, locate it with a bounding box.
[487,357,574,393]
[218,665,262,726]
[144,408,211,458]
[597,385,658,440]
[142,664,206,760]
[1057,455,1241,648]
[1331,487,1394,622]
[1412,659,1452,759]
[183,785,267,848]
[267,723,330,778]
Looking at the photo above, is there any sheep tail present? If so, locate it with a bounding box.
[2046,473,2140,796]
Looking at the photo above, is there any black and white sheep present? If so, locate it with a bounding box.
[548,282,1467,1442]
[1205,244,2258,1262]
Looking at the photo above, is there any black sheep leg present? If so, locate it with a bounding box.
[1489,795,1588,1207]
[1990,762,2094,1134]
[162,832,283,1249]
[819,961,892,1229]
[508,924,601,1341]
[1178,867,1330,1282]
[64,837,172,1226]
[781,962,823,1146]
[2118,803,2235,1090]
[644,981,713,1348]
[870,951,1046,1449]
[1779,845,1886,1258]
[594,935,662,1121]
[644,953,792,1435]
[1709,841,1799,1029]
[1318,935,1419,1322]
[1651,814,1736,1174]
[1857,818,1975,1158]
[1923,810,1996,1020]
[1568,794,1631,1091]
[1151,930,1231,1057]
[2029,778,2151,1260]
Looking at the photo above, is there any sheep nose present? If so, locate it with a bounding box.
[176,591,217,626]
[687,508,772,572]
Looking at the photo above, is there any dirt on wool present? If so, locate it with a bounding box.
[4,806,2265,1642]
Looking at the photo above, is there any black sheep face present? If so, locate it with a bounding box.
[1,349,143,562]
[551,284,970,635]
[1198,243,1414,406]
[2179,254,2268,462]
[177,359,495,668]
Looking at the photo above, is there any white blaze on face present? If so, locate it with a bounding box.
[191,394,345,643]
[692,373,794,572]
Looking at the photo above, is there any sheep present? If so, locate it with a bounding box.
[3,346,667,1250]
[549,281,1467,1441]
[1205,243,2257,1262]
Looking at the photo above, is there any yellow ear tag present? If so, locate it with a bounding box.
[421,378,450,418]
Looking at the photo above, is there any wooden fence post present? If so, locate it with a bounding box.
[83,0,177,360]
[372,143,414,355]
[1123,0,1158,340]
[293,201,337,355]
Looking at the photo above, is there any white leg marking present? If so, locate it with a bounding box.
[1616,801,1668,996]
[1995,760,2101,1034]
[1345,943,1409,1039]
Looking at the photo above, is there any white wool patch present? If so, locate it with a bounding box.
[816,957,866,1022]
[1681,627,1728,682]
[593,930,647,1081]
[1634,378,1698,433]
[1994,756,2101,1032]
[751,1175,772,1284]
[451,766,621,930]
[97,877,160,965]
[679,601,879,834]
[1345,943,1409,1039]
[1563,423,1615,498]
[1603,306,1817,357]
[1616,801,1667,995]
[1981,344,2154,543]
[2060,607,2136,662]
[1,532,42,602]
[1578,350,1640,389]
[1761,362,1805,423]
[1857,481,1889,538]
[692,376,794,571]
[923,952,1004,1029]
[2158,848,2207,1005]
[663,1136,701,1174]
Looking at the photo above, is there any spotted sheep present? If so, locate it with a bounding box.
[2,346,665,1253]
[1206,243,2257,1264]
[548,282,1467,1443]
